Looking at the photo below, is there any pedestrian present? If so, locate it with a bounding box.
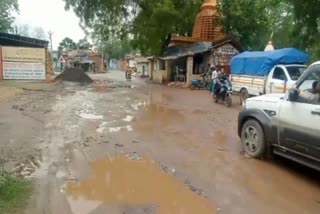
[211,66,219,95]
[207,64,211,75]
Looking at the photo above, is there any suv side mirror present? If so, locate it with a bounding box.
[288,88,299,102]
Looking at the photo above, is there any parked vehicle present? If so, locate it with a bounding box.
[190,73,210,90]
[238,61,320,170]
[231,48,309,104]
[213,76,233,107]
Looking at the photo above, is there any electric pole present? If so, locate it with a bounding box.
[48,31,54,52]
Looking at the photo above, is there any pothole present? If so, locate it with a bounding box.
[65,155,215,214]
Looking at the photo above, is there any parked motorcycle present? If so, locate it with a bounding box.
[190,73,210,90]
[125,69,132,81]
[213,77,232,107]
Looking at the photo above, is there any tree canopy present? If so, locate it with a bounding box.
[103,39,132,59]
[64,0,320,59]
[220,0,295,50]
[0,0,18,32]
[59,37,77,51]
[64,0,202,55]
[77,38,92,50]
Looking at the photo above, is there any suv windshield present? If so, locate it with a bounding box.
[286,66,306,80]
[299,64,320,90]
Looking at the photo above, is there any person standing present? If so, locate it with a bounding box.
[207,64,211,74]
[211,66,219,94]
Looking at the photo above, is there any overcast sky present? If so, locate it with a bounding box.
[15,0,85,50]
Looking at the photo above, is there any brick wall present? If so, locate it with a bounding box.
[89,55,104,72]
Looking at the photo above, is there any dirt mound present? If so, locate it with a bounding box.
[55,68,94,84]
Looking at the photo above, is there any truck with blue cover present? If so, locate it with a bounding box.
[230,48,309,103]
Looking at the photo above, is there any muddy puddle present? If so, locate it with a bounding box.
[93,80,136,92]
[133,104,184,133]
[65,155,215,214]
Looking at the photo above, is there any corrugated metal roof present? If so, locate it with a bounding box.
[162,42,211,59]
[0,32,49,48]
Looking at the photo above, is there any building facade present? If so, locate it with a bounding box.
[150,0,242,85]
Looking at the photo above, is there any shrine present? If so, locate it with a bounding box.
[151,0,242,85]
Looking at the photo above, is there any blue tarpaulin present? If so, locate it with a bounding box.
[231,48,310,76]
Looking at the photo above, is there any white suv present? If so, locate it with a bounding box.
[238,61,320,170]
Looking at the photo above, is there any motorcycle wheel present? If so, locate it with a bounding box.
[206,83,210,90]
[190,84,196,90]
[225,94,232,107]
[214,95,218,103]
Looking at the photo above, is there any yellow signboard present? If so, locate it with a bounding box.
[2,47,45,63]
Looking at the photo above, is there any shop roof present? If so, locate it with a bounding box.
[0,32,49,48]
[211,37,243,52]
[162,42,212,60]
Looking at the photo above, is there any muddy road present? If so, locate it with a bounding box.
[1,71,320,214]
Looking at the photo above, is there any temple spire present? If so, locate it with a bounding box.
[192,0,224,41]
[201,0,217,8]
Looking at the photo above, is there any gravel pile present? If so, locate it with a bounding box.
[55,68,94,84]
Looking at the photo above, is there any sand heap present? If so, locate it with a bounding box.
[55,68,94,84]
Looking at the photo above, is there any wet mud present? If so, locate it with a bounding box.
[3,71,318,214]
[66,155,215,214]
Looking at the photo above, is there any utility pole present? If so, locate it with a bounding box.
[48,30,57,74]
[48,31,54,52]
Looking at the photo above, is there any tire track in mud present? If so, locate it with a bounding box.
[25,86,92,214]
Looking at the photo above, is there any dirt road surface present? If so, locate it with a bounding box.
[1,71,320,214]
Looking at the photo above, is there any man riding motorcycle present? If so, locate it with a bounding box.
[212,73,233,107]
[213,73,228,96]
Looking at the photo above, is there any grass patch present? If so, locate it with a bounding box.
[0,173,31,214]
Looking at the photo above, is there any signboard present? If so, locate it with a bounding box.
[3,62,45,80]
[215,44,239,55]
[2,47,45,63]
[59,55,66,63]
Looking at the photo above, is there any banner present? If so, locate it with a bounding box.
[2,47,45,63]
[215,44,239,55]
[3,62,45,80]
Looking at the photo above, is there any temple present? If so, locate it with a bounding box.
[193,0,224,41]
[169,0,224,47]
[149,0,242,85]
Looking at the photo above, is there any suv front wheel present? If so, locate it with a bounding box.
[241,119,266,158]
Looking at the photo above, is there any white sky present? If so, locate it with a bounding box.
[15,0,85,50]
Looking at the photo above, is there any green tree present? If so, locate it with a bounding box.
[103,39,132,59]
[58,37,77,51]
[64,0,202,55]
[288,0,320,59]
[77,38,91,50]
[219,0,294,50]
[0,0,19,32]
[65,0,320,57]
[130,0,202,54]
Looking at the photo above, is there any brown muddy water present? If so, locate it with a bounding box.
[65,155,215,214]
